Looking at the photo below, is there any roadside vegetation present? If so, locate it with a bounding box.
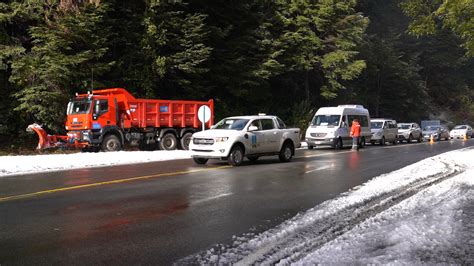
[1,0,473,152]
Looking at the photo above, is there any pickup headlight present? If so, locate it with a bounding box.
[214,137,229,142]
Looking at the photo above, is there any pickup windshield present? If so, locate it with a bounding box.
[68,99,92,115]
[311,115,340,126]
[213,118,250,130]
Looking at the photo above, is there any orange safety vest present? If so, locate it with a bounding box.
[350,121,361,137]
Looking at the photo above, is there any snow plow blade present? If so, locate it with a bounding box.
[26,123,71,150]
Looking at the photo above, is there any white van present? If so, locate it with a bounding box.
[305,105,372,149]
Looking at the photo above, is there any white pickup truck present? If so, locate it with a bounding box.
[190,115,301,166]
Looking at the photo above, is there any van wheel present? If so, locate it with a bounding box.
[359,137,365,148]
[180,132,193,150]
[279,142,293,162]
[334,138,343,149]
[160,133,177,150]
[380,136,385,146]
[101,134,121,152]
[228,145,244,166]
[193,158,208,165]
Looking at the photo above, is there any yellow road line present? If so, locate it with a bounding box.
[0,165,231,203]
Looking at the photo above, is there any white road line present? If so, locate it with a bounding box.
[304,165,333,174]
[191,193,233,206]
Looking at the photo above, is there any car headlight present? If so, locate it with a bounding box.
[214,137,229,142]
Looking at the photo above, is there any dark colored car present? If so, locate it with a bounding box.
[422,125,450,141]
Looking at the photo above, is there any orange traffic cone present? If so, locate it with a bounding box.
[430,134,434,144]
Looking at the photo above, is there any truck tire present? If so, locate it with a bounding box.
[180,132,193,150]
[160,133,178,150]
[193,158,208,165]
[101,134,121,152]
[279,141,293,162]
[228,145,244,166]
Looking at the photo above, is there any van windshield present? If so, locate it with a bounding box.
[311,115,340,127]
[371,122,383,129]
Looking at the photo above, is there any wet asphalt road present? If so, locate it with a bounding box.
[1,139,473,265]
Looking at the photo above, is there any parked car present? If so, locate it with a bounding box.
[422,125,450,141]
[370,119,398,145]
[190,115,301,166]
[450,125,473,139]
[397,122,423,143]
[305,105,371,149]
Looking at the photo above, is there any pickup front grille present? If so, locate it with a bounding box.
[193,138,214,145]
[310,133,327,138]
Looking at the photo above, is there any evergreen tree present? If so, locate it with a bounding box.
[7,1,112,131]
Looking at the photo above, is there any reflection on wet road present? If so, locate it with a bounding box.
[0,139,473,264]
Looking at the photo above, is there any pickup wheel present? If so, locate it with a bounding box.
[180,132,193,150]
[279,142,293,162]
[101,134,121,152]
[193,158,208,165]
[228,145,244,166]
[160,133,178,150]
[247,156,259,163]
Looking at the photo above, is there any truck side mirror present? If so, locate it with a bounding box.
[248,125,258,132]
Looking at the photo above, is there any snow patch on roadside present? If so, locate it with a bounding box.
[0,150,191,177]
[185,147,474,264]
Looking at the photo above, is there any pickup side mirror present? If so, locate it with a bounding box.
[248,125,258,132]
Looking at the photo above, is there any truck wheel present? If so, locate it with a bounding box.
[180,132,193,150]
[228,145,244,166]
[279,142,293,162]
[101,134,121,152]
[193,158,208,165]
[160,133,178,150]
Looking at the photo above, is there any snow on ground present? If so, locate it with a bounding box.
[0,150,191,177]
[183,147,474,264]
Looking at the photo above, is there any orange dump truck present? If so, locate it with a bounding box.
[28,88,214,152]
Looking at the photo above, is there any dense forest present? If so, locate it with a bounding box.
[1,0,473,148]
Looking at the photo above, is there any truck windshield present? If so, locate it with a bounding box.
[371,122,383,129]
[311,115,340,126]
[214,118,250,130]
[68,100,92,114]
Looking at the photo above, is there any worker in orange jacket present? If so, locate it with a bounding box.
[350,118,361,151]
